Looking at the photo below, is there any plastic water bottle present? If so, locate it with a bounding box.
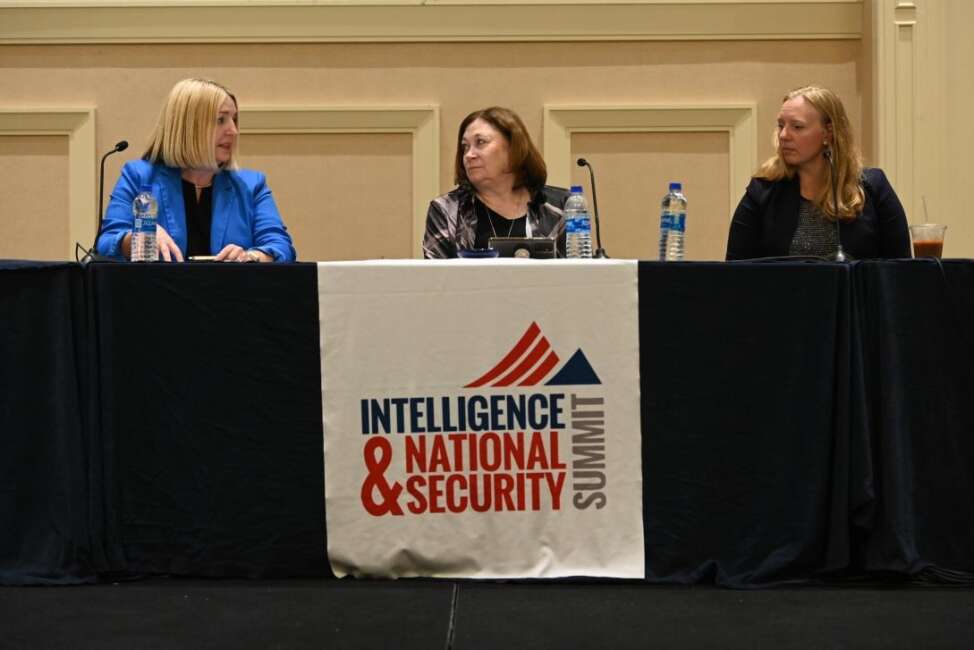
[659,182,687,261]
[130,185,158,262]
[564,185,593,259]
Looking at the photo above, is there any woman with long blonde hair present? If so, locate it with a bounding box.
[97,78,295,262]
[726,86,909,260]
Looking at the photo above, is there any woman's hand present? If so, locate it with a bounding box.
[156,226,183,262]
[120,225,183,262]
[214,244,268,262]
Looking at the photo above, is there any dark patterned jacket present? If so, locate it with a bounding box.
[422,183,567,259]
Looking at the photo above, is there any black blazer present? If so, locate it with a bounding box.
[725,167,911,260]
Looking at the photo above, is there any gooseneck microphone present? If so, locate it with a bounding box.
[576,158,607,258]
[82,140,129,262]
[823,147,850,263]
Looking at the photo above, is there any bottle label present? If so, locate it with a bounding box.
[669,214,686,233]
[660,213,674,230]
[134,215,156,234]
[565,214,591,234]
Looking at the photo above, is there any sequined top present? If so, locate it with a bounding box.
[422,183,566,259]
[788,198,839,257]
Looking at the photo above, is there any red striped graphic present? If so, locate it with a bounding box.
[518,350,560,386]
[465,322,562,388]
[494,337,554,387]
[464,322,541,388]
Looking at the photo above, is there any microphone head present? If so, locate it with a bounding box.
[115,140,129,152]
[576,158,588,167]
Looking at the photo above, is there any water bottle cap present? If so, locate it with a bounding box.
[669,182,682,191]
[570,185,584,193]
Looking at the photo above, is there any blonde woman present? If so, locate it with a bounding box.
[97,78,295,262]
[726,86,909,260]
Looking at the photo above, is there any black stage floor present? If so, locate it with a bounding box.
[2,579,973,650]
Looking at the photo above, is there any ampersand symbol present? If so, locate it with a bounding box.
[360,437,404,516]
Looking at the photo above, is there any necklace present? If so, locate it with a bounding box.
[478,199,517,239]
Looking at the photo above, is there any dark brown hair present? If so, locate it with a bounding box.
[453,106,547,194]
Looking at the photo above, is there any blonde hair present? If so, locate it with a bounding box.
[143,78,238,170]
[755,85,864,221]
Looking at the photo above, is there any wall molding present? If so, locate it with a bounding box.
[241,106,439,258]
[0,108,95,260]
[0,1,863,44]
[543,104,756,220]
[874,0,919,217]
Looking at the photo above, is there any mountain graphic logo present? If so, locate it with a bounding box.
[464,322,602,388]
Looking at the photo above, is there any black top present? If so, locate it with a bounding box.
[181,179,213,257]
[473,197,527,249]
[726,167,911,260]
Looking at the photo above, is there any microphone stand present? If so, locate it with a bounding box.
[824,148,850,263]
[576,158,608,258]
[80,140,129,263]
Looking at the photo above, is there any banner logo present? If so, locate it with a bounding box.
[465,321,602,387]
[359,322,608,517]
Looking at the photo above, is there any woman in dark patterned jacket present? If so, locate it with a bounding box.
[423,106,566,258]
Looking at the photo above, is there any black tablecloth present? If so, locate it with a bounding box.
[0,262,96,584]
[89,263,328,578]
[639,261,858,584]
[853,261,974,575]
[2,260,972,586]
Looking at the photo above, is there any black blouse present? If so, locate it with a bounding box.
[473,197,527,249]
[181,179,213,257]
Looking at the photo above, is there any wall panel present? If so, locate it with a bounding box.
[0,135,69,260]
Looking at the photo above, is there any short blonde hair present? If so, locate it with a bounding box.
[143,78,238,170]
[755,85,864,220]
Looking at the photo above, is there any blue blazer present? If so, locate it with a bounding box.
[97,160,296,262]
[725,167,910,260]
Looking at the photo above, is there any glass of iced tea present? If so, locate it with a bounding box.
[909,224,947,258]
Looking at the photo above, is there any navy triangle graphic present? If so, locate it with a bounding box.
[545,349,601,385]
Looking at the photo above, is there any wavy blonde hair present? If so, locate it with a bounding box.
[755,85,864,221]
[143,78,238,171]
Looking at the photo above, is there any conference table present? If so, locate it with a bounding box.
[2,259,972,587]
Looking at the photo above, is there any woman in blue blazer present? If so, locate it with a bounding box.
[726,86,910,260]
[97,78,296,263]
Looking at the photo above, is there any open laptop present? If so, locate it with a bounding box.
[488,237,557,259]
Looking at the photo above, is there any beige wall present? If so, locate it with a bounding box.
[871,0,974,258]
[0,135,68,260]
[942,0,974,255]
[0,38,863,261]
[6,1,969,261]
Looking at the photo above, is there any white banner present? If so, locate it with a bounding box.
[318,259,644,579]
